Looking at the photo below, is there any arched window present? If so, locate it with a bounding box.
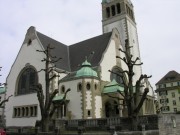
[110,66,124,85]
[77,83,82,91]
[86,83,91,90]
[17,66,38,95]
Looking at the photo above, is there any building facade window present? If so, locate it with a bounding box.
[178,82,180,86]
[161,106,169,112]
[172,92,175,98]
[17,66,38,95]
[159,91,167,96]
[173,100,176,106]
[174,108,177,113]
[160,98,169,104]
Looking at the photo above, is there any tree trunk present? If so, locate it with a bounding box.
[131,115,138,131]
[41,117,50,132]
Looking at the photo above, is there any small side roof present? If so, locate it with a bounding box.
[0,87,6,94]
[103,79,124,94]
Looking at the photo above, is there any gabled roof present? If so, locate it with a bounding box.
[36,30,112,72]
[36,32,70,71]
[156,70,180,85]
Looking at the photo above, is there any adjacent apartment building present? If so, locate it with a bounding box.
[155,70,180,113]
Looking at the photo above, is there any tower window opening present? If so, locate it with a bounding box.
[77,83,82,91]
[61,85,65,93]
[126,5,130,15]
[116,3,121,14]
[111,5,116,16]
[131,10,133,19]
[86,83,91,90]
[26,107,29,116]
[106,7,110,18]
[22,107,25,117]
[88,110,91,116]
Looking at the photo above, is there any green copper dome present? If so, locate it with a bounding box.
[76,60,98,78]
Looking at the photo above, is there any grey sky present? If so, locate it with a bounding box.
[0,0,179,89]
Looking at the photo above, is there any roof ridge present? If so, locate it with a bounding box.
[156,70,180,85]
[69,32,112,46]
[36,31,66,46]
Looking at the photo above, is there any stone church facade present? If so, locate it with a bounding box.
[5,0,156,127]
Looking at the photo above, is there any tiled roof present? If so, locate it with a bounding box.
[37,31,112,72]
[36,32,70,71]
[156,70,180,85]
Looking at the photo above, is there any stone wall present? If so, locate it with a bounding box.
[158,114,180,135]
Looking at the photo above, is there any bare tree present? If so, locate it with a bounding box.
[0,67,12,108]
[33,44,70,132]
[108,39,151,130]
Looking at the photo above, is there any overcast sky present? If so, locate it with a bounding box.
[0,0,179,89]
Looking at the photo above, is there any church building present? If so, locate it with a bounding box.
[5,0,156,127]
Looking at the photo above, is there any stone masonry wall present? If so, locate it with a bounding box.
[158,114,180,135]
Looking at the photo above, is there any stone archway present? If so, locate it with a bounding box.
[105,100,119,118]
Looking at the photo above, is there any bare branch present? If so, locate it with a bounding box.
[49,74,57,81]
[0,95,13,107]
[133,62,143,66]
[47,44,55,50]
[116,56,127,64]
[117,90,125,98]
[118,48,126,54]
[46,89,59,111]
[36,50,46,53]
[134,88,149,114]
[50,57,62,63]
[37,69,46,73]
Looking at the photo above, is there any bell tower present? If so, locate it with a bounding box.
[102,0,142,82]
